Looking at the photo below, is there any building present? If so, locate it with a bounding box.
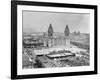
[23,24,70,48]
[42,36,70,47]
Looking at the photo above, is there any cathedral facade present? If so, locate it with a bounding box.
[43,37,70,47]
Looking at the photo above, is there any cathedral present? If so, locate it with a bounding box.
[42,24,70,47]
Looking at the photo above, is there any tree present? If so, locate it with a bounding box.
[48,24,53,38]
[64,25,70,37]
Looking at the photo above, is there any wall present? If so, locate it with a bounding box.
[0,0,99,80]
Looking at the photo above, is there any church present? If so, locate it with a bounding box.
[42,24,70,47]
[23,24,70,48]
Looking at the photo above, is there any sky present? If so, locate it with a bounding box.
[23,11,90,33]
